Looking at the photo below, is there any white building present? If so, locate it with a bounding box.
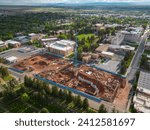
[47,40,75,56]
[133,71,150,113]
[6,40,21,48]
[0,41,7,48]
[121,30,141,43]
[5,56,18,63]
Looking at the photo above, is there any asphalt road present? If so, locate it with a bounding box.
[127,31,148,82]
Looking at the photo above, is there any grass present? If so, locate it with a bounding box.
[77,34,95,41]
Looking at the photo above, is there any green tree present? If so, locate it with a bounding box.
[98,104,107,113]
[82,98,89,110]
[41,107,49,113]
[21,93,30,102]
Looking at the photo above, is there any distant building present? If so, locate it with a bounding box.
[108,45,135,54]
[41,37,58,46]
[28,33,45,42]
[145,42,150,51]
[0,41,7,48]
[6,40,21,48]
[47,40,75,57]
[121,30,141,43]
[133,71,150,113]
[100,51,114,58]
[95,44,109,53]
[5,56,18,63]
[14,36,30,44]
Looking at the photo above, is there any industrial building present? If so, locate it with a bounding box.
[133,71,150,113]
[47,40,75,56]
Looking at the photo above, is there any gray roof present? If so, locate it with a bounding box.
[138,71,150,90]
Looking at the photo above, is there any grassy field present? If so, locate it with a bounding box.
[77,34,95,41]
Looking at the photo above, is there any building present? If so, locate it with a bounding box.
[0,41,7,48]
[28,33,45,42]
[41,37,58,46]
[6,40,21,48]
[133,71,150,113]
[95,44,109,53]
[48,40,75,56]
[100,51,114,58]
[14,36,30,44]
[108,45,135,55]
[5,56,18,63]
[121,30,141,43]
[145,42,150,51]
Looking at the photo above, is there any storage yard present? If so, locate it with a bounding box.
[12,53,130,106]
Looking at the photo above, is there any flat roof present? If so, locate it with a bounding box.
[6,40,20,45]
[0,41,4,45]
[95,44,109,52]
[101,51,114,56]
[138,71,150,93]
[6,56,18,62]
[50,43,72,51]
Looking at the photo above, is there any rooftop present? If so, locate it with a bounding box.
[138,71,150,93]
[95,44,109,52]
[6,40,20,45]
[0,41,4,45]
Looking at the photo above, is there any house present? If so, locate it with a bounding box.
[133,71,150,113]
[6,40,21,48]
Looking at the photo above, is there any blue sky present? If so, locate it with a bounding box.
[0,0,150,4]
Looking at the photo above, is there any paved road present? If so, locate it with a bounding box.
[127,31,148,82]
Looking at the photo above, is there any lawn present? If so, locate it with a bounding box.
[77,34,95,41]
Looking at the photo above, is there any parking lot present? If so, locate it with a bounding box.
[0,46,45,62]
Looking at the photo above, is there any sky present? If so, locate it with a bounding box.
[0,0,150,5]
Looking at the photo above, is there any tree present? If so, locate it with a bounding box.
[21,93,30,102]
[41,107,49,113]
[98,104,107,113]
[0,66,9,78]
[82,98,89,110]
[51,86,58,97]
[74,95,82,108]
[66,91,73,103]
